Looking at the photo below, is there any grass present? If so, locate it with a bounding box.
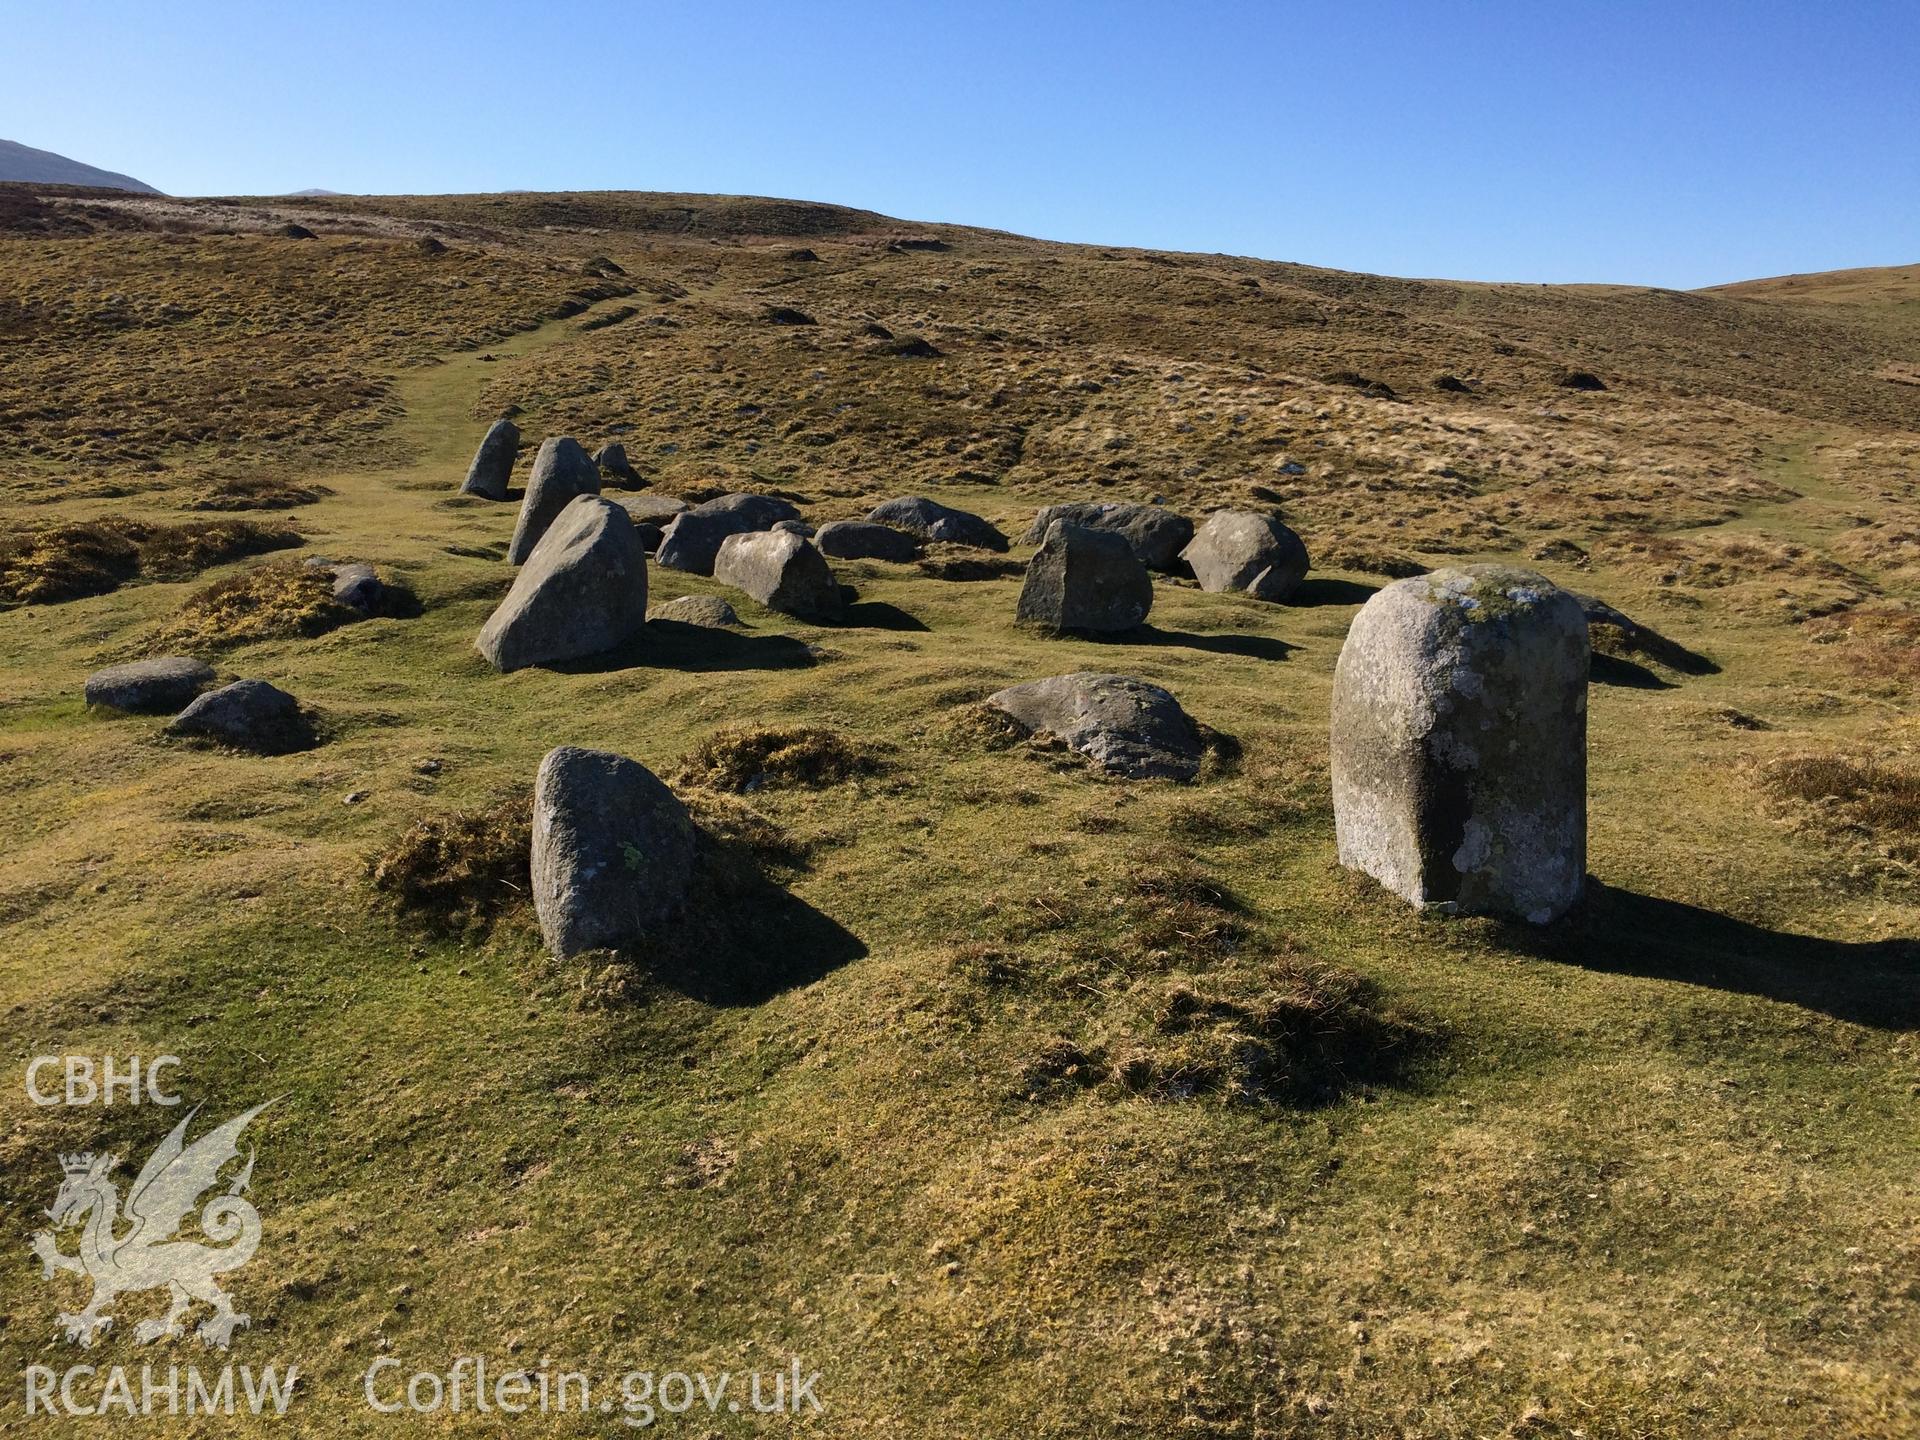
[0,514,300,605]
[0,187,1915,1438]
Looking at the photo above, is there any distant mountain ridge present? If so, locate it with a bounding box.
[0,138,158,194]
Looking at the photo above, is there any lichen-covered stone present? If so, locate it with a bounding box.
[1181,510,1310,601]
[1330,565,1588,923]
[986,672,1203,780]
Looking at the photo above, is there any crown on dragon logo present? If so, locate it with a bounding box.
[58,1152,111,1175]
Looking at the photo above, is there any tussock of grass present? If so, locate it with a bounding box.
[184,476,333,511]
[160,559,360,647]
[1761,753,1920,862]
[368,790,532,936]
[674,725,884,793]
[0,516,300,605]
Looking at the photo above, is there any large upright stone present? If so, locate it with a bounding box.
[460,418,520,500]
[865,496,1008,552]
[478,496,647,671]
[1330,565,1588,924]
[1020,502,1193,572]
[1017,521,1153,633]
[507,437,600,562]
[713,530,844,621]
[532,746,696,959]
[1182,510,1310,602]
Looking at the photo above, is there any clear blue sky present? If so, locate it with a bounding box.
[6,0,1915,288]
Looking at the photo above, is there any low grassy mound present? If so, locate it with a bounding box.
[369,790,532,937]
[184,475,334,511]
[0,516,299,605]
[674,725,885,793]
[161,559,361,647]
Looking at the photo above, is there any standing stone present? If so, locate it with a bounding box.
[1020,502,1193,572]
[460,418,520,500]
[532,746,696,958]
[478,496,648,671]
[713,530,844,621]
[1330,565,1588,923]
[507,437,600,563]
[593,442,633,481]
[1181,510,1310,601]
[1017,521,1153,633]
[865,496,1009,551]
[84,656,215,713]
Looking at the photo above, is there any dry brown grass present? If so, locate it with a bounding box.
[0,515,300,605]
[158,559,361,647]
[1761,753,1920,863]
[368,790,533,935]
[673,725,885,792]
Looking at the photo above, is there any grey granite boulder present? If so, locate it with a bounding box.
[654,493,801,575]
[478,496,648,671]
[814,519,923,562]
[460,418,520,499]
[1017,521,1153,633]
[865,496,1008,552]
[986,673,1203,780]
[649,595,742,628]
[1020,502,1193,572]
[84,657,215,713]
[167,679,311,753]
[1330,565,1588,924]
[305,557,383,610]
[617,493,689,523]
[593,442,633,480]
[1182,510,1310,601]
[713,530,844,621]
[532,746,696,959]
[507,437,601,563]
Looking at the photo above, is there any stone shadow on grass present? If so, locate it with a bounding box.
[1589,652,1677,690]
[638,883,867,1006]
[837,589,930,631]
[1498,881,1920,1029]
[550,621,819,674]
[1290,577,1379,607]
[1108,625,1298,662]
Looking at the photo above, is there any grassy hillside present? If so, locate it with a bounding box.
[1,187,1917,1437]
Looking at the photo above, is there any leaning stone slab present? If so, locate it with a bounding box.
[1181,510,1310,601]
[1330,564,1588,924]
[478,496,648,671]
[460,418,520,499]
[865,496,1008,552]
[532,746,696,959]
[507,437,601,563]
[167,679,311,753]
[714,530,844,621]
[1017,521,1153,632]
[85,657,214,713]
[987,672,1203,780]
[1020,502,1193,572]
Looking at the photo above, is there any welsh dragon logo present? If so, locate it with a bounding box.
[31,1101,273,1350]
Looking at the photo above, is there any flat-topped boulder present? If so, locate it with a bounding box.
[1331,565,1588,924]
[84,657,215,713]
[617,493,689,523]
[1181,510,1310,602]
[649,595,742,628]
[167,679,312,753]
[460,418,520,499]
[987,673,1204,780]
[814,519,923,562]
[532,746,696,959]
[478,496,648,671]
[1017,521,1153,633]
[865,496,1008,552]
[713,530,844,621]
[1020,502,1193,572]
[507,437,601,563]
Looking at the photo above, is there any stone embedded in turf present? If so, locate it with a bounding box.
[507,436,601,563]
[649,595,742,628]
[1019,502,1193,572]
[1017,521,1153,633]
[167,678,312,753]
[865,495,1008,552]
[84,656,215,713]
[654,493,802,575]
[460,417,520,499]
[814,519,923,562]
[1181,510,1311,602]
[532,745,696,959]
[987,672,1204,780]
[714,530,844,621]
[1330,564,1588,924]
[478,496,648,671]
